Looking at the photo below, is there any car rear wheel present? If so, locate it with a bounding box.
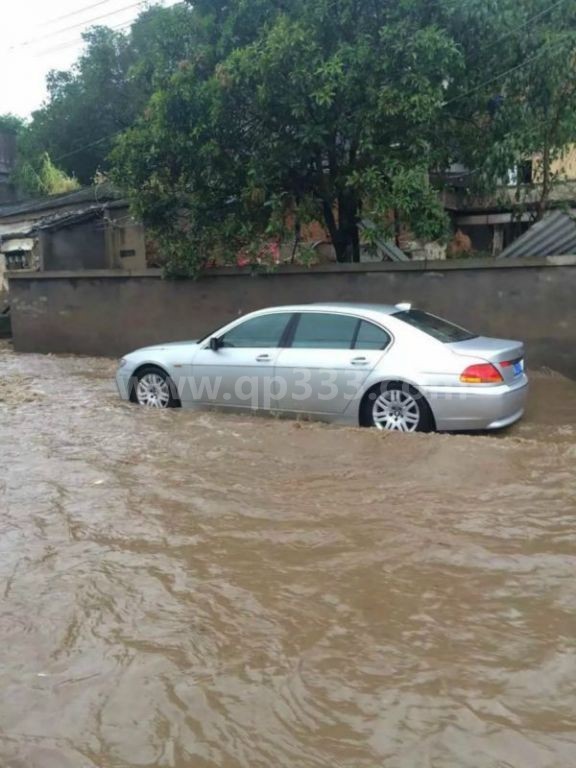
[361,382,433,432]
[132,366,180,409]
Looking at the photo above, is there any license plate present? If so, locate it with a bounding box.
[513,360,524,376]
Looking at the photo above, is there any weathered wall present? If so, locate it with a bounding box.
[41,219,107,270]
[7,258,576,378]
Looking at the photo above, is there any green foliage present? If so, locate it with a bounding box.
[114,0,465,268]
[0,114,26,136]
[19,4,196,186]
[17,0,576,267]
[442,0,576,219]
[12,153,79,197]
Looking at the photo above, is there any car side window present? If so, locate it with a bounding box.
[291,312,359,349]
[354,320,391,351]
[220,313,293,348]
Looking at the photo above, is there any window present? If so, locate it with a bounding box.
[355,321,391,351]
[221,312,292,348]
[393,309,476,343]
[291,312,359,349]
[4,251,29,270]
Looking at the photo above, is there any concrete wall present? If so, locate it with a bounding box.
[106,209,148,271]
[7,257,576,378]
[40,218,107,271]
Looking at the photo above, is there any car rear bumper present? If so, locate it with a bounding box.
[422,377,528,431]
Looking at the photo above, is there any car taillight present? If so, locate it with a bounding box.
[460,363,503,384]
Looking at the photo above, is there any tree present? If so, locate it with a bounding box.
[441,0,576,221]
[20,4,196,186]
[23,26,139,185]
[113,0,464,270]
[0,114,26,136]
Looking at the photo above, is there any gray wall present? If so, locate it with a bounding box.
[40,219,107,270]
[7,258,576,378]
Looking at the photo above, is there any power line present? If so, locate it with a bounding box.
[481,0,568,53]
[35,22,133,58]
[10,1,145,50]
[36,0,120,28]
[442,41,555,108]
[54,135,119,163]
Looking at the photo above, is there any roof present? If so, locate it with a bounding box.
[38,208,104,232]
[499,210,576,259]
[0,219,35,238]
[0,182,124,220]
[257,302,403,316]
[0,237,34,253]
[311,301,401,314]
[358,219,409,261]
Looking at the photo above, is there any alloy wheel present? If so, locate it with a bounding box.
[136,373,171,408]
[372,389,421,432]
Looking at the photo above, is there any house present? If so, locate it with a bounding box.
[440,148,576,258]
[0,183,148,289]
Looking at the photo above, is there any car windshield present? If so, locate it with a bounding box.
[393,309,477,343]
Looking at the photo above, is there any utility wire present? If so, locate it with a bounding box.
[480,0,568,53]
[10,1,145,50]
[47,4,574,164]
[442,41,555,108]
[54,135,118,163]
[52,41,563,165]
[35,22,132,58]
[36,0,120,28]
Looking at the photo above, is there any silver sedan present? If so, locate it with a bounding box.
[115,303,528,432]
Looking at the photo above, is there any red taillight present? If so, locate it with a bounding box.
[460,363,503,384]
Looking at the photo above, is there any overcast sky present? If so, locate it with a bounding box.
[0,0,178,118]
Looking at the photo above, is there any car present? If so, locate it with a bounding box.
[115,303,528,432]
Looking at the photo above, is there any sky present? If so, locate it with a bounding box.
[0,0,178,118]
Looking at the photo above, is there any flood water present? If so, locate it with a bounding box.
[1,342,576,768]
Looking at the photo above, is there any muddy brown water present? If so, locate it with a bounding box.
[1,342,576,768]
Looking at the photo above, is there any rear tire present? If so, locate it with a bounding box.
[360,381,433,432]
[130,365,181,409]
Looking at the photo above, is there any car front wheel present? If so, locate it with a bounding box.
[361,382,433,432]
[132,366,180,409]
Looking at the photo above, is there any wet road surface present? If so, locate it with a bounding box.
[1,342,576,768]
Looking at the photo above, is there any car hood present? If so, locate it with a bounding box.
[132,340,200,354]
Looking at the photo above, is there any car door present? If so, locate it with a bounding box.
[273,312,392,414]
[187,311,294,409]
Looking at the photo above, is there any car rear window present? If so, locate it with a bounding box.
[393,309,477,343]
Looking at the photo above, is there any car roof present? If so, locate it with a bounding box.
[257,302,403,316]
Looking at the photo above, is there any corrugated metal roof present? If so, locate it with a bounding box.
[499,210,576,259]
[379,240,410,262]
[359,219,409,261]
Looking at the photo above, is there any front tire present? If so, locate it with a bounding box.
[360,382,433,432]
[131,366,180,409]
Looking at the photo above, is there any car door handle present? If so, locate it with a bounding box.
[351,357,369,366]
[256,354,272,362]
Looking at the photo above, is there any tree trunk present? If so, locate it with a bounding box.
[536,143,551,222]
[320,193,360,263]
[334,194,360,262]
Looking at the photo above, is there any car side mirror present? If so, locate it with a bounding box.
[209,336,222,352]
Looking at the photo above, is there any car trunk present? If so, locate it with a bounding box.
[448,337,525,383]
